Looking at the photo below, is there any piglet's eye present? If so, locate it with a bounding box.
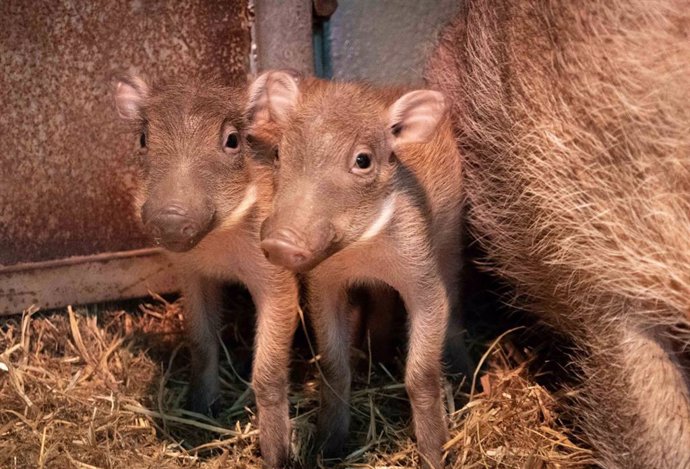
[352,150,375,176]
[225,132,240,149]
[355,153,371,169]
[139,132,146,148]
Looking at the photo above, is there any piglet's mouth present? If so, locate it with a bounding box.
[153,234,204,253]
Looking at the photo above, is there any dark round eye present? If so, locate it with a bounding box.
[139,132,146,148]
[355,153,372,169]
[225,132,240,150]
[273,147,279,162]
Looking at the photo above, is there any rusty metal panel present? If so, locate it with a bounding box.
[0,0,250,266]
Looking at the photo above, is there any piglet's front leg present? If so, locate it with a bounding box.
[247,271,300,469]
[181,274,223,416]
[308,277,354,459]
[398,273,450,469]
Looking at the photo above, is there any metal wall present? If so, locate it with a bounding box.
[0,0,250,266]
[328,0,460,85]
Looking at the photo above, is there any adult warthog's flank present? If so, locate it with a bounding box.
[426,1,690,468]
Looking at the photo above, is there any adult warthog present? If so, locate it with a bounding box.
[426,1,690,467]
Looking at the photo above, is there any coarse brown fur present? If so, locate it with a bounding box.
[113,78,299,468]
[249,73,467,468]
[425,1,690,467]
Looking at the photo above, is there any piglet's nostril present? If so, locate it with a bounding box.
[181,224,198,239]
[260,237,312,272]
[293,253,306,264]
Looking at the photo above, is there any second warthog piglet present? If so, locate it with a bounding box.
[249,71,465,469]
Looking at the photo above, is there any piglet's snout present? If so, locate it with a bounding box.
[260,221,337,272]
[260,227,314,272]
[143,203,212,252]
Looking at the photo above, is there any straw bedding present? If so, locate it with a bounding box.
[1,295,591,468]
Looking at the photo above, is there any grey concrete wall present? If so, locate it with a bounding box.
[328,0,461,85]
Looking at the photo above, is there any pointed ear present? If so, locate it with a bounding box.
[246,70,300,129]
[114,75,149,120]
[387,90,447,148]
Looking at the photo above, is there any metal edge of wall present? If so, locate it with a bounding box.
[0,248,178,316]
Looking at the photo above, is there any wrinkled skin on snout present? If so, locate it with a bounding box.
[114,76,255,252]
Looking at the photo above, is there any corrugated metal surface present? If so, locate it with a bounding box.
[328,0,460,85]
[0,0,250,266]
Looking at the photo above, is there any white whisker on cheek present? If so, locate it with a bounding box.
[220,184,258,230]
[359,193,397,242]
